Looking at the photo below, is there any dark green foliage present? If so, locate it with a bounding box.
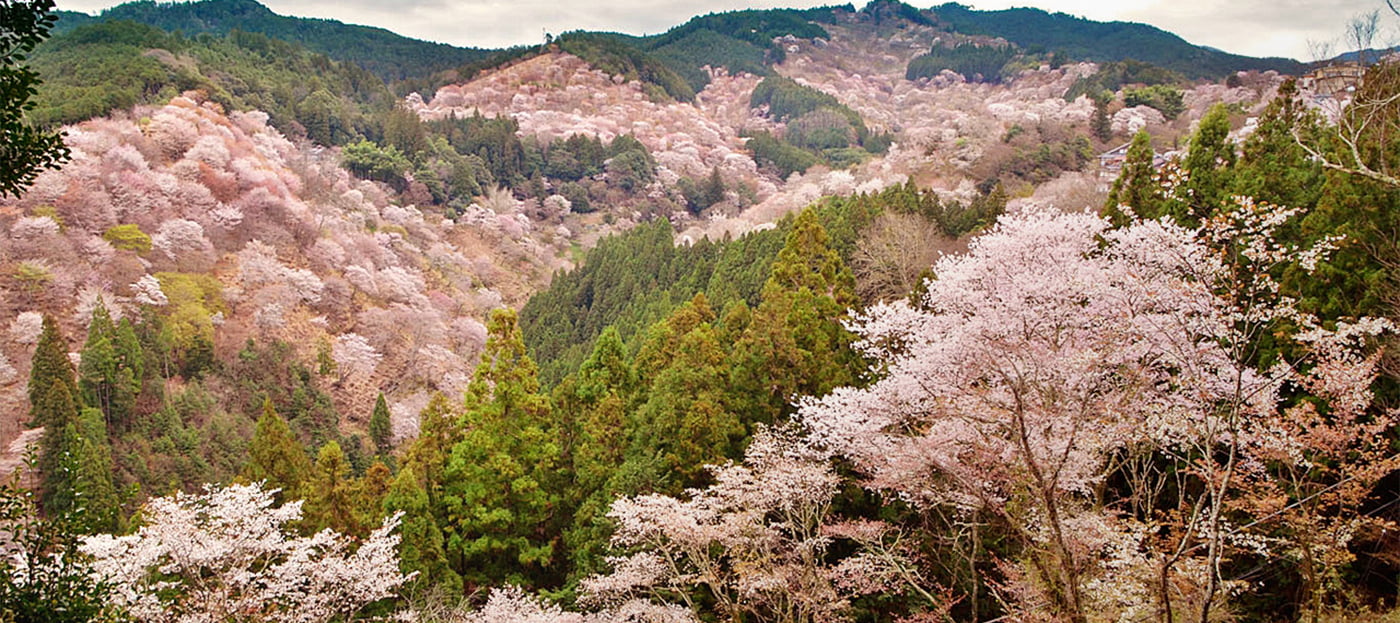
[1063,60,1184,102]
[341,139,410,188]
[627,294,744,490]
[640,8,829,91]
[1103,130,1162,224]
[224,339,341,447]
[244,398,311,503]
[27,315,75,430]
[369,392,392,457]
[647,29,770,93]
[931,3,1304,80]
[0,479,123,623]
[751,74,856,126]
[1231,79,1324,210]
[929,183,1006,238]
[78,301,142,431]
[304,441,360,535]
[444,309,564,588]
[520,219,777,386]
[383,464,462,597]
[0,0,68,197]
[1090,93,1112,142]
[677,166,727,214]
[1123,84,1185,120]
[997,137,1094,185]
[744,130,820,177]
[556,32,694,103]
[428,111,524,186]
[906,42,1017,83]
[31,20,392,138]
[34,382,76,494]
[69,0,490,82]
[728,209,860,429]
[1179,103,1236,222]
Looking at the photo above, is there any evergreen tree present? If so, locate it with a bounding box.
[558,328,636,577]
[1091,91,1113,142]
[244,399,311,503]
[357,459,392,532]
[1178,103,1237,224]
[383,464,463,597]
[730,208,860,428]
[36,379,79,518]
[369,392,392,457]
[304,441,360,536]
[28,315,75,430]
[442,309,562,589]
[63,408,119,533]
[402,393,455,512]
[1102,130,1162,225]
[627,294,743,492]
[78,301,141,429]
[1232,78,1325,210]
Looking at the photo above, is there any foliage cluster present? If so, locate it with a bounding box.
[931,2,1305,79]
[905,42,1018,83]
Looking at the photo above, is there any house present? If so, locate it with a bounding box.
[1098,143,1172,174]
[1300,63,1366,98]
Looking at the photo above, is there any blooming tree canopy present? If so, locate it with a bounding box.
[80,482,413,623]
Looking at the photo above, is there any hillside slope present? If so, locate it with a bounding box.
[55,0,490,81]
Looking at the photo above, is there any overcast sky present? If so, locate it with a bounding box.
[53,0,1394,61]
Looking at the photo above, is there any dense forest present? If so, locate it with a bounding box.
[5,0,1400,622]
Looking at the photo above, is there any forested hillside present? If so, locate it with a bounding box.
[6,0,1400,622]
[55,0,491,81]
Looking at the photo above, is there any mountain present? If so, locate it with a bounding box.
[54,0,491,81]
[927,2,1306,79]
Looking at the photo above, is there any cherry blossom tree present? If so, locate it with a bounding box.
[581,426,939,623]
[80,482,413,623]
[799,203,1382,622]
[332,332,381,381]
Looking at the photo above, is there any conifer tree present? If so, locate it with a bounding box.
[244,399,311,503]
[730,208,860,428]
[443,309,562,589]
[78,301,141,429]
[304,441,359,536]
[1179,103,1237,224]
[369,392,392,457]
[36,379,79,516]
[63,408,119,533]
[383,464,463,597]
[28,315,75,430]
[628,295,744,492]
[402,393,455,510]
[559,327,636,576]
[1102,130,1162,224]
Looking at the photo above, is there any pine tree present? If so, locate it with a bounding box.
[28,315,75,430]
[244,399,311,503]
[369,393,392,457]
[442,308,562,589]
